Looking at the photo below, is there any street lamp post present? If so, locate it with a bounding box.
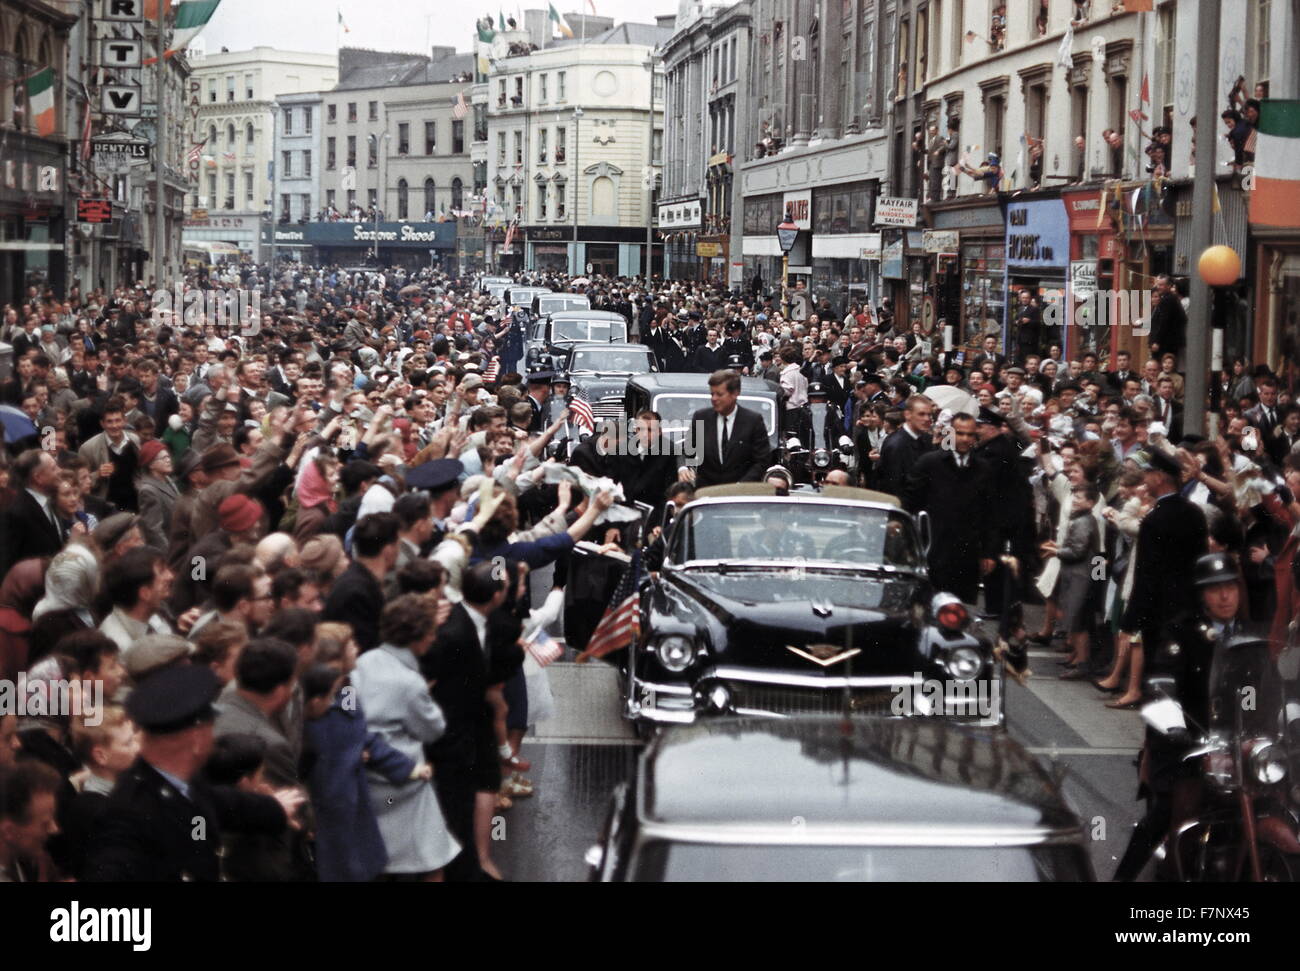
[1184,0,1221,437]
[572,106,583,276]
[777,206,799,320]
[644,52,657,281]
[368,132,391,263]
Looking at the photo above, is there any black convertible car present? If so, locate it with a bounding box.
[622,485,1003,729]
[586,718,1092,881]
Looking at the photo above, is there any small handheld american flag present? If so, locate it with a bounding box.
[576,550,642,662]
[484,355,500,382]
[453,91,468,120]
[524,627,563,667]
[569,387,595,432]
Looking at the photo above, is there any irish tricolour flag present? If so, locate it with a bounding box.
[1250,100,1300,229]
[27,68,56,137]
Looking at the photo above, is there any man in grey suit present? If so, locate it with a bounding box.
[214,638,301,788]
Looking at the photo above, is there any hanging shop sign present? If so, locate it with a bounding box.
[922,229,960,255]
[875,196,918,227]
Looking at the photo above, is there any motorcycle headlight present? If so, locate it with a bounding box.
[655,636,696,673]
[1249,738,1288,785]
[946,647,982,681]
[814,449,831,468]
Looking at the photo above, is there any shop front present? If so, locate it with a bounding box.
[184,214,263,261]
[659,198,703,280]
[0,135,68,306]
[275,221,459,271]
[696,239,727,285]
[525,228,570,274]
[926,197,1003,353]
[1062,187,1122,361]
[1004,195,1070,358]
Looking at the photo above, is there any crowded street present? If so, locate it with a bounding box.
[4,0,1300,915]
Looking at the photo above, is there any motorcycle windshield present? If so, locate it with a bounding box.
[1208,635,1283,737]
[810,404,828,449]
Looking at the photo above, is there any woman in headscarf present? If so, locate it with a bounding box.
[29,545,99,667]
[0,558,49,682]
[293,453,340,545]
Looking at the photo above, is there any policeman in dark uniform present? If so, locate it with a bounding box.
[405,458,465,547]
[83,665,296,882]
[973,406,1036,617]
[721,320,754,372]
[1113,552,1245,881]
[525,370,553,433]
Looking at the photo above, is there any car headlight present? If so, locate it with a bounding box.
[946,647,982,681]
[1249,738,1288,785]
[656,636,696,672]
[814,449,831,468]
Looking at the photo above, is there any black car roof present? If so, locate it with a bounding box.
[640,718,1079,837]
[629,373,780,395]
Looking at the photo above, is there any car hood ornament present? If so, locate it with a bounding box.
[811,600,834,618]
[786,643,862,667]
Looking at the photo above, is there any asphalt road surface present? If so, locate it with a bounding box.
[496,596,1146,882]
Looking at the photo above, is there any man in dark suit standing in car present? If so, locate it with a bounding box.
[678,370,772,489]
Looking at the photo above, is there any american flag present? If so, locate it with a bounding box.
[453,91,468,120]
[569,386,595,432]
[484,355,500,382]
[188,138,208,165]
[1245,126,1258,156]
[576,550,642,662]
[222,151,236,162]
[503,218,517,252]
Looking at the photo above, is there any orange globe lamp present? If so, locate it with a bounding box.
[1197,245,1241,287]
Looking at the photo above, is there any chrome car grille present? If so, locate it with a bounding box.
[728,683,901,717]
[591,398,625,419]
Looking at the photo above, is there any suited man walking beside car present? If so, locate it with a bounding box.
[875,394,936,498]
[902,412,995,603]
[679,370,772,489]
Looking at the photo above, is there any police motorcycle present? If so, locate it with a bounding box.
[1143,632,1300,881]
[781,381,856,486]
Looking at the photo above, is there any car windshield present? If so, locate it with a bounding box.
[630,842,1087,882]
[671,501,923,567]
[553,318,627,343]
[570,349,653,373]
[538,295,590,315]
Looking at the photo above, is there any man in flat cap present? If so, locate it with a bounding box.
[83,665,302,882]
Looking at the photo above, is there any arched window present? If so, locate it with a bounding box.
[245,122,254,149]
[227,122,236,146]
[397,178,409,220]
[208,124,217,146]
[424,178,436,216]
[451,177,463,211]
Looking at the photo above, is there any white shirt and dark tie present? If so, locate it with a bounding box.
[717,407,736,464]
